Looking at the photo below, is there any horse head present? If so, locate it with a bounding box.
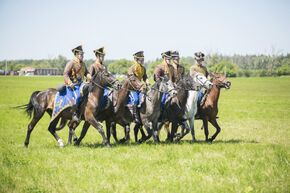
[209,73,231,89]
[157,77,177,97]
[126,74,146,93]
[177,74,199,91]
[92,70,122,90]
[192,72,213,90]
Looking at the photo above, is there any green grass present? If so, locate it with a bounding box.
[0,76,289,193]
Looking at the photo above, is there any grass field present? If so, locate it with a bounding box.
[0,76,289,193]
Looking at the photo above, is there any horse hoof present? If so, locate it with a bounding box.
[206,139,213,143]
[119,138,127,144]
[58,139,64,148]
[74,141,80,146]
[105,143,112,148]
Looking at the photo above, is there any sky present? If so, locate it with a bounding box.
[0,0,290,60]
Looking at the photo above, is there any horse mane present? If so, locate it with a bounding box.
[88,70,104,93]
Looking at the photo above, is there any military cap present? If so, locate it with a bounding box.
[72,45,84,55]
[194,52,205,61]
[133,51,144,58]
[171,50,180,58]
[161,51,172,59]
[93,47,105,56]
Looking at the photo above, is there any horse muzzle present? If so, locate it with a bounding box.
[225,81,231,89]
[114,82,122,90]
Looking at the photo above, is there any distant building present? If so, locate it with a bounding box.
[19,67,61,76]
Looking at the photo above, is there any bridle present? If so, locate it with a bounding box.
[211,75,228,89]
[127,75,146,92]
[91,70,118,90]
[194,74,211,89]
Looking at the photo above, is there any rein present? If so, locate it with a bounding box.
[91,71,118,90]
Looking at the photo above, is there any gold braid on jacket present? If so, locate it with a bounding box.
[133,61,145,81]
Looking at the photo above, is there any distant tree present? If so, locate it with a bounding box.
[209,59,239,77]
[107,59,133,74]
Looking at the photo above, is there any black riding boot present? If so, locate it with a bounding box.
[195,104,202,120]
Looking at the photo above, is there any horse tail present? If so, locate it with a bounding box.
[26,91,41,118]
[14,91,41,118]
[55,118,67,131]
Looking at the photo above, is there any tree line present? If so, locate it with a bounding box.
[1,53,290,77]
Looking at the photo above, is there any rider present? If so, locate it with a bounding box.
[153,51,174,122]
[190,51,209,78]
[171,50,185,82]
[127,51,150,124]
[63,45,91,123]
[190,51,209,118]
[90,47,106,76]
[154,51,174,82]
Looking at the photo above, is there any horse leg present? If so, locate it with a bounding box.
[171,122,178,142]
[164,122,171,142]
[143,122,153,142]
[133,124,140,143]
[105,121,111,144]
[111,122,118,143]
[86,114,109,147]
[189,118,196,142]
[154,122,164,143]
[119,124,130,144]
[208,118,221,142]
[176,121,190,142]
[48,117,64,147]
[67,120,80,145]
[140,127,148,140]
[24,110,45,147]
[74,121,90,146]
[203,118,210,142]
[124,124,131,143]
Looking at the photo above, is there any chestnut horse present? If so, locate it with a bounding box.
[73,74,145,145]
[199,73,231,142]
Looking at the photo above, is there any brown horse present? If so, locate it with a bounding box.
[73,74,146,145]
[199,73,231,142]
[22,70,121,147]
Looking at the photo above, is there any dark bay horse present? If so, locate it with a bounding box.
[72,74,145,145]
[199,73,231,142]
[156,74,199,142]
[133,77,177,143]
[22,70,120,147]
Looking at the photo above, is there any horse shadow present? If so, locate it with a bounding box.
[74,138,258,149]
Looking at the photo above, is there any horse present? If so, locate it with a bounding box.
[181,72,213,142]
[155,74,199,143]
[199,73,231,142]
[73,74,146,145]
[22,70,121,147]
[132,77,177,143]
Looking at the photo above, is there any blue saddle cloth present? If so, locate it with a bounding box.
[161,92,169,109]
[100,87,110,110]
[127,91,143,106]
[51,83,84,122]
